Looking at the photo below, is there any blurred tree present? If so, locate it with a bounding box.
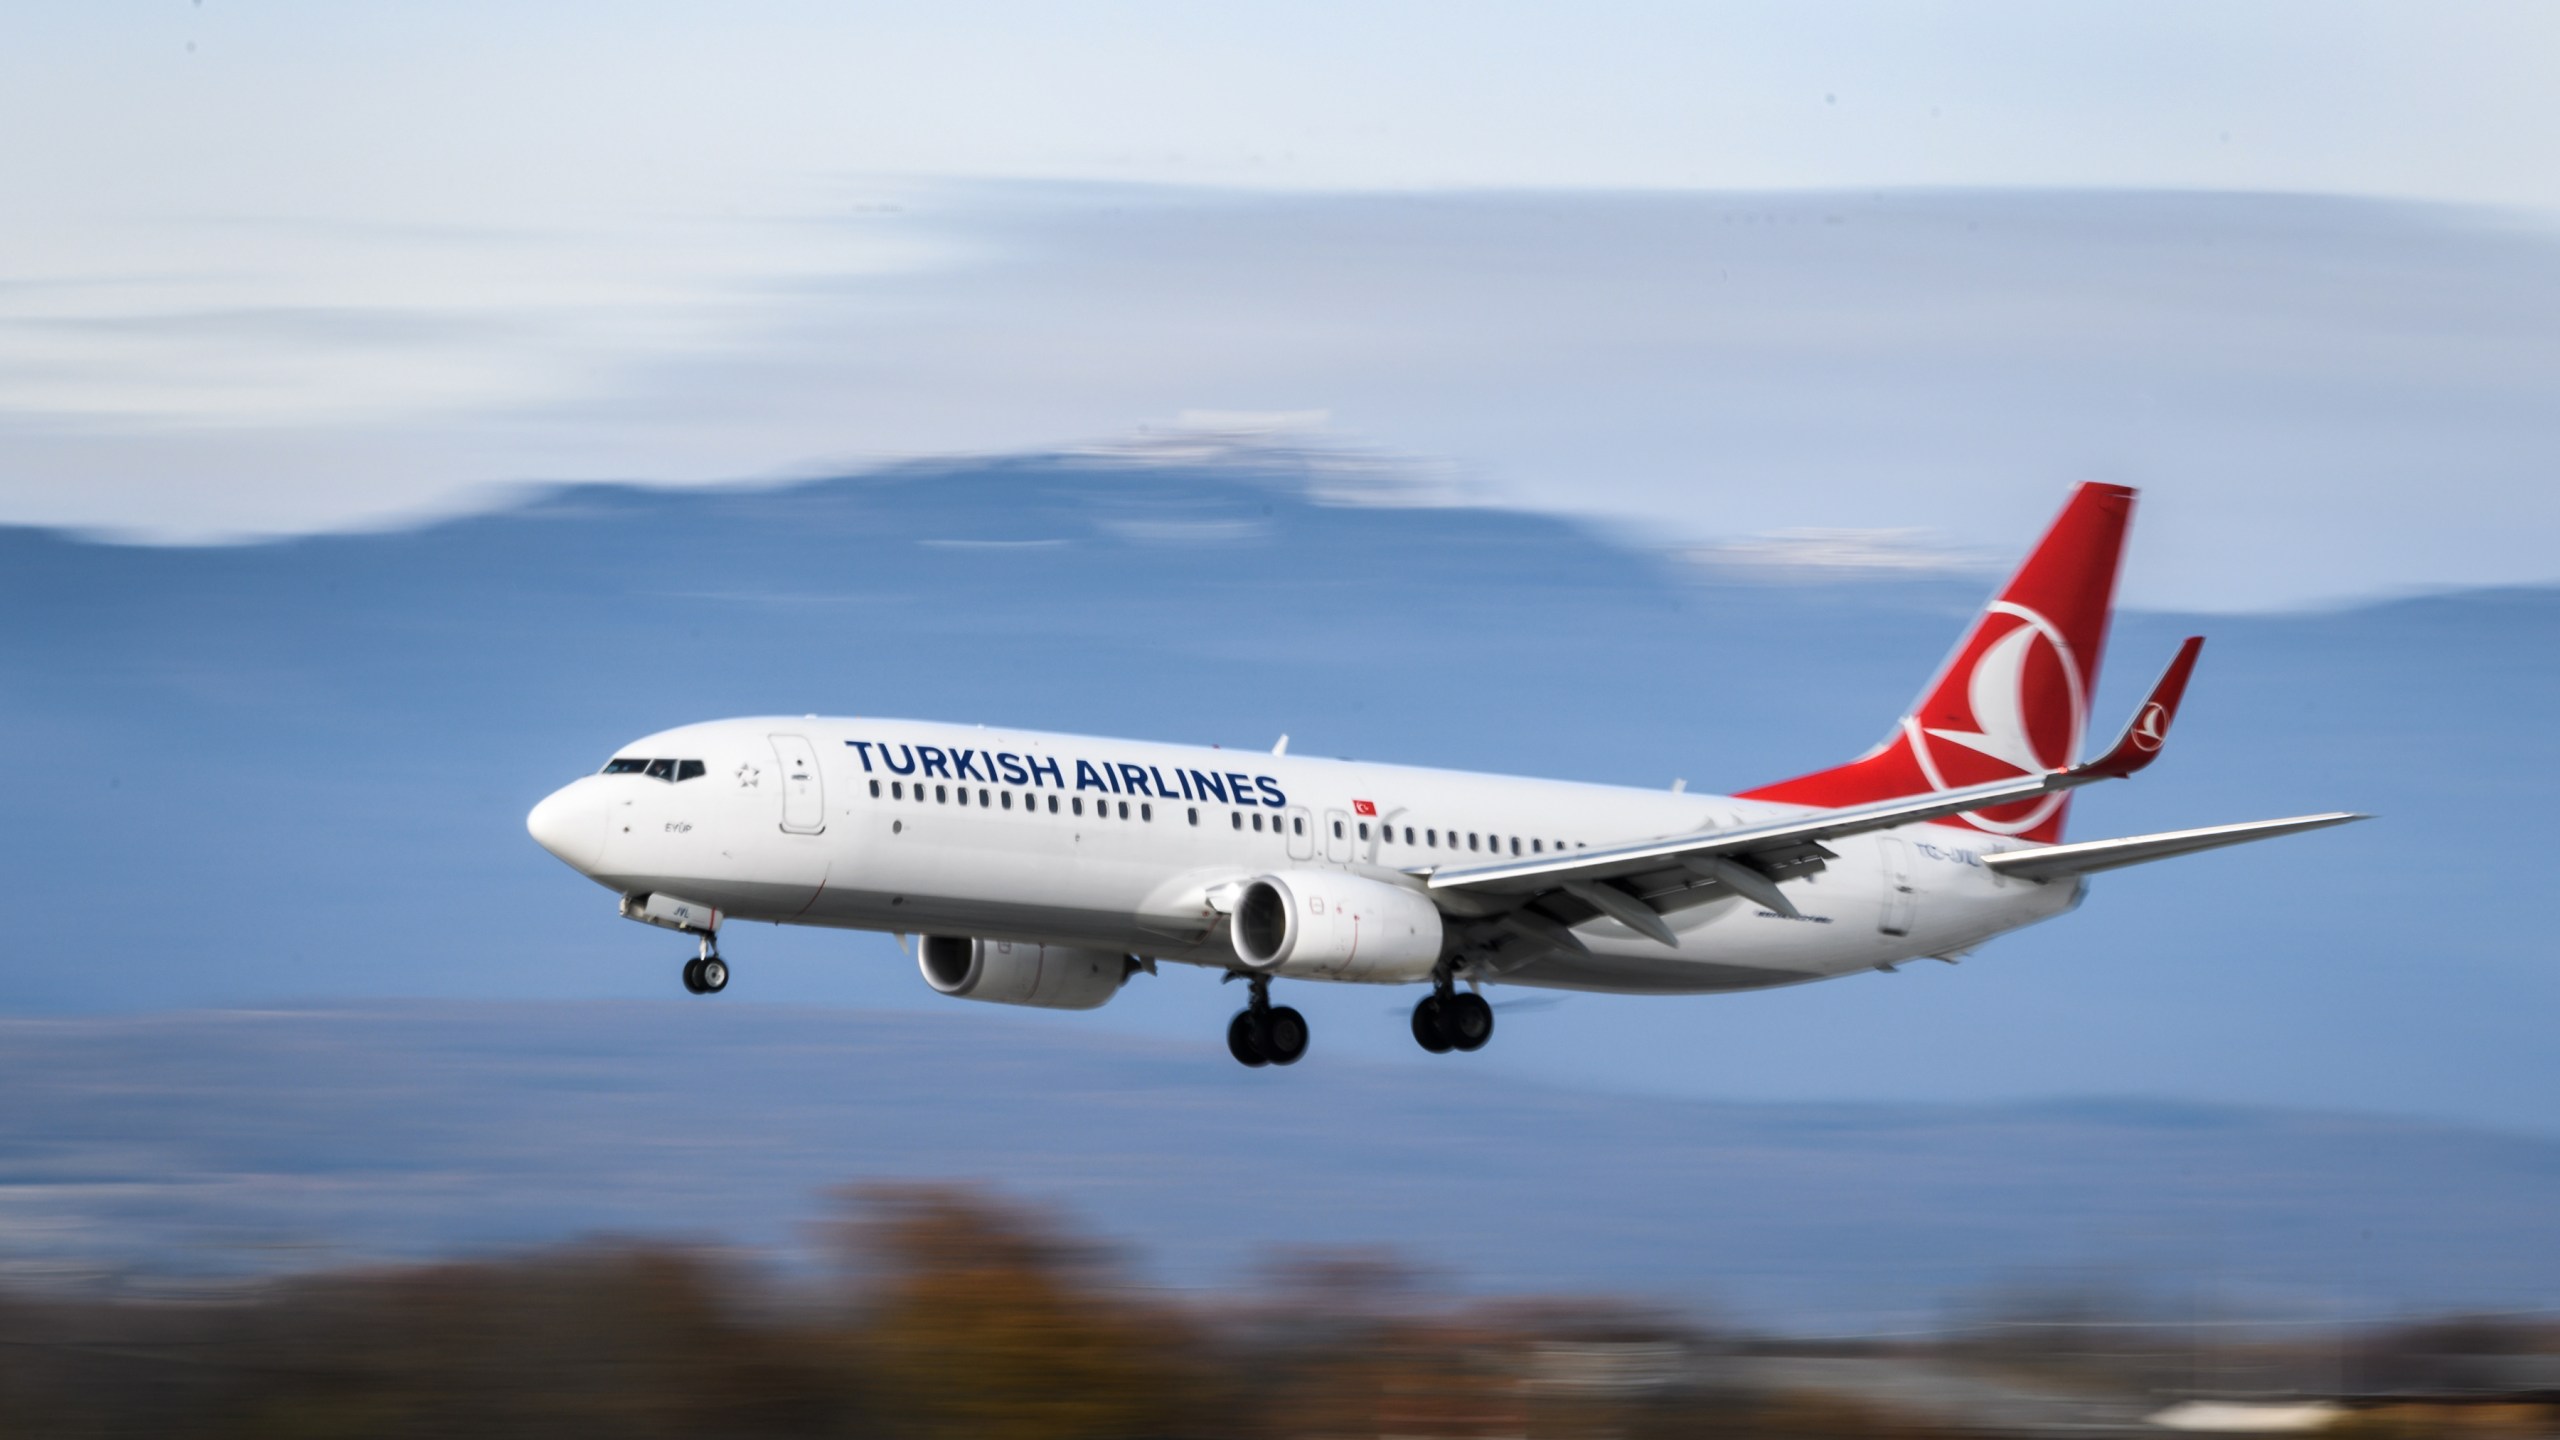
[832,1184,1206,1440]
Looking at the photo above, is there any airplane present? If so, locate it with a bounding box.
[526,482,2363,1067]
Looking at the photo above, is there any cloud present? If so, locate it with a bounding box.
[6,185,2560,609]
[1686,529,1995,581]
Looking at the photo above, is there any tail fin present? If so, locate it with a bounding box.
[1739,482,2136,844]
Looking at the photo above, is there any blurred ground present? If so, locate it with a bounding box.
[5,1181,2556,1439]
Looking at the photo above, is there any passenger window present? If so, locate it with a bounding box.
[869,779,881,798]
[601,757,651,775]
[1047,795,1059,814]
[1357,822,1369,840]
[1252,813,1264,832]
[1406,827,1416,844]
[980,788,990,807]
[1293,817,1305,835]
[1140,803,1152,821]
[1001,791,1013,810]
[1072,797,1084,816]
[1531,838,1542,853]
[1427,829,1437,846]
[1469,833,1480,851]
[644,759,676,780]
[1188,807,1199,826]
[1231,811,1243,830]
[1119,801,1130,820]
[891,781,903,799]
[957,787,969,807]
[676,760,706,782]
[936,785,948,803]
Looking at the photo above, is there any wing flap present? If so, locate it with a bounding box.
[1981,812,2366,882]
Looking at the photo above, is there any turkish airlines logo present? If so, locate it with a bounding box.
[2129,700,2169,753]
[1908,601,2087,837]
[1351,799,1377,816]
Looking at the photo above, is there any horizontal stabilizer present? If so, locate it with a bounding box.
[1982,812,2366,882]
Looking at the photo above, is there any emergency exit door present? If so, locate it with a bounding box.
[1285,805,1315,861]
[1323,808,1353,864]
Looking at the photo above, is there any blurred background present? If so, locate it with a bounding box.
[5,4,2560,1434]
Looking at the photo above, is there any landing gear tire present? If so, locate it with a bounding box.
[1226,972,1308,1069]
[1411,994,1454,1054]
[682,955,728,996]
[1259,1006,1309,1066]
[1443,991,1493,1052]
[1228,1010,1270,1068]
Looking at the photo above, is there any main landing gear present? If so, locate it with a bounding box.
[1226,973,1309,1068]
[680,936,728,996]
[1411,977,1493,1055]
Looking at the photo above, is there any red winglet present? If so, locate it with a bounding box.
[2074,636,2203,780]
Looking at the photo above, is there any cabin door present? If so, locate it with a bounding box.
[769,734,826,834]
[1877,835,1917,937]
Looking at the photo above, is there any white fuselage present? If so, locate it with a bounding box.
[529,716,2085,994]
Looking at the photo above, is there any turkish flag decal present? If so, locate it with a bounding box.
[1351,799,1377,816]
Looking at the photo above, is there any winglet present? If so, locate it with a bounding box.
[2074,637,2203,780]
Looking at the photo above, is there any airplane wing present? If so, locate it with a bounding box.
[1422,639,2210,952]
[1979,813,2366,882]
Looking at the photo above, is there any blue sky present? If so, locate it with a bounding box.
[5,4,2558,605]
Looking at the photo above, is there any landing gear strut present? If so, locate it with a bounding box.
[1226,973,1308,1068]
[1411,973,1492,1054]
[680,935,728,996]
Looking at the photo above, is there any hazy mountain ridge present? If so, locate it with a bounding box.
[3,1001,2557,1332]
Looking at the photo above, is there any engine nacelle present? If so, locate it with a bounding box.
[1230,870,1444,982]
[918,936,1132,1010]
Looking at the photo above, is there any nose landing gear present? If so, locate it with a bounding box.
[1225,973,1308,1067]
[680,937,728,996]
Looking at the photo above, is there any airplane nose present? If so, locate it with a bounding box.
[527,781,609,873]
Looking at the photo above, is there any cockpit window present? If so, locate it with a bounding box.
[600,757,707,782]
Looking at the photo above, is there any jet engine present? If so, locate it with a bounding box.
[918,936,1133,1010]
[1229,870,1444,982]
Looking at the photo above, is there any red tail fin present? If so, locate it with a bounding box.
[1738,483,2137,844]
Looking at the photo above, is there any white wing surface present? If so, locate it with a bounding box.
[1980,813,2366,882]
